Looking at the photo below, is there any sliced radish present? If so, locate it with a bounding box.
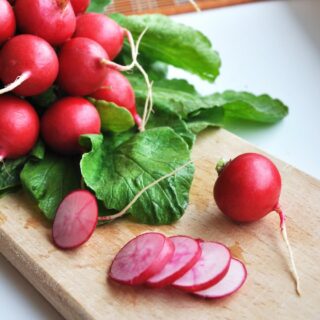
[172,241,231,292]
[109,233,174,285]
[146,236,202,288]
[193,258,247,299]
[52,190,98,250]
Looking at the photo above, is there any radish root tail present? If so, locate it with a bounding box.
[100,29,137,72]
[189,0,201,12]
[275,205,301,296]
[0,71,31,95]
[98,160,193,222]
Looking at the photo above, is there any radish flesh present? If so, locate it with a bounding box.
[0,35,59,96]
[58,37,109,96]
[90,68,142,126]
[172,241,231,292]
[70,0,90,15]
[109,232,174,285]
[193,258,247,299]
[41,97,101,155]
[0,95,39,160]
[146,236,202,288]
[14,0,76,46]
[74,13,124,60]
[0,0,16,46]
[52,190,98,250]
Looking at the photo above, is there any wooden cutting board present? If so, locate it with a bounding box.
[0,128,319,320]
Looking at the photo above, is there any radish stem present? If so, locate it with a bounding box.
[275,205,301,296]
[0,71,31,95]
[98,160,192,222]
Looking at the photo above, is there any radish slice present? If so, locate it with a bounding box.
[193,258,247,299]
[109,233,174,285]
[146,236,202,288]
[172,241,231,292]
[52,190,98,250]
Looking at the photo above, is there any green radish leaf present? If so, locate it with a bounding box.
[206,91,289,123]
[187,107,225,134]
[87,0,111,13]
[20,153,81,220]
[111,14,221,82]
[80,128,194,225]
[30,140,46,160]
[28,86,59,110]
[143,105,195,148]
[0,157,28,193]
[90,99,135,133]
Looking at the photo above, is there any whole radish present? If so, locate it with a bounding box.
[70,0,90,15]
[0,35,59,96]
[58,37,110,96]
[213,153,300,295]
[41,97,101,155]
[90,68,142,126]
[0,0,16,46]
[0,95,39,160]
[74,13,124,60]
[14,0,76,46]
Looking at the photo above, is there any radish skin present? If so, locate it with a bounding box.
[0,95,39,160]
[0,35,59,96]
[58,37,109,96]
[109,233,174,285]
[90,68,142,126]
[41,97,101,155]
[74,13,124,60]
[14,0,76,46]
[70,0,90,15]
[52,190,98,250]
[193,258,247,299]
[172,241,231,292]
[214,153,301,295]
[0,0,16,46]
[146,236,202,288]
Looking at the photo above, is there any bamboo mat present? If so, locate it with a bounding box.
[105,0,259,15]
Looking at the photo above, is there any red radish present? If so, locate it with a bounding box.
[52,190,98,250]
[172,241,231,292]
[109,233,174,285]
[14,0,76,46]
[70,0,90,15]
[90,68,142,126]
[0,95,39,160]
[0,35,59,96]
[193,258,247,299]
[74,13,124,60]
[146,236,202,288]
[58,37,109,96]
[0,0,16,46]
[214,153,301,295]
[41,97,101,155]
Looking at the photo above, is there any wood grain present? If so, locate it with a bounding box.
[106,0,260,15]
[0,128,320,320]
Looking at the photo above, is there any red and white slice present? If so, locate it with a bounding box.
[109,232,174,285]
[52,190,98,250]
[193,258,247,299]
[146,236,202,288]
[173,241,231,292]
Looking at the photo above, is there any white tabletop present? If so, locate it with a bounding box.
[1,1,320,319]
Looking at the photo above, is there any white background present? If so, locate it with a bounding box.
[1,1,320,319]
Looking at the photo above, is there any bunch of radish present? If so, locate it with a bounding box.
[108,232,247,299]
[0,0,142,161]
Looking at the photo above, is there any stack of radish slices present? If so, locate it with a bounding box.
[109,232,247,299]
